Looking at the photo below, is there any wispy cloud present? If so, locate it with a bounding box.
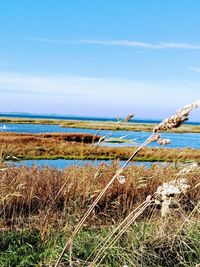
[31,38,200,50]
[0,71,199,99]
[0,72,99,97]
[190,66,200,73]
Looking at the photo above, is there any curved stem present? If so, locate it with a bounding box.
[55,132,156,266]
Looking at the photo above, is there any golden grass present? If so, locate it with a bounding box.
[0,132,200,162]
[0,163,199,266]
[1,163,199,225]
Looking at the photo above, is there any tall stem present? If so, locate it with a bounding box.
[55,132,155,266]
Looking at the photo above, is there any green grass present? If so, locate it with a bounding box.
[19,155,189,163]
[0,231,41,267]
[1,222,199,267]
[3,149,198,164]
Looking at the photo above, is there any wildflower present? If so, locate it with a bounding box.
[155,178,190,217]
[117,175,126,184]
[156,178,190,197]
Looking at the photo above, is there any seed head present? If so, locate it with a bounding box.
[124,113,135,123]
[154,102,199,133]
[157,138,172,145]
[150,133,161,142]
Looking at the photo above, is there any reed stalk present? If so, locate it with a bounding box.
[55,134,156,266]
[55,101,199,266]
[89,198,152,266]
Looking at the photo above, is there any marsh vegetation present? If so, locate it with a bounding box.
[0,132,200,163]
[0,163,200,266]
[0,102,200,266]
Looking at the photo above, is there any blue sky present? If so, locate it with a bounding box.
[0,0,200,120]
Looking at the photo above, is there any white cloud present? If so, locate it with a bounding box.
[190,66,200,73]
[31,38,200,50]
[0,71,199,119]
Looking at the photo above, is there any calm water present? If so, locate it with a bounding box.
[0,123,200,149]
[13,159,170,169]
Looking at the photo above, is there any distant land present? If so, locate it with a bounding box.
[0,112,200,125]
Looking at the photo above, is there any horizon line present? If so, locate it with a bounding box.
[0,111,200,123]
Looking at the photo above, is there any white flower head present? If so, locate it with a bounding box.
[118,175,126,184]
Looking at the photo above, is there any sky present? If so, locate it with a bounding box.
[0,0,200,121]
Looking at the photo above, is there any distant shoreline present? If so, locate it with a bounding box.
[1,116,200,133]
[0,112,200,125]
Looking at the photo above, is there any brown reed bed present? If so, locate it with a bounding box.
[0,163,199,266]
[0,163,199,226]
[0,132,101,144]
[0,132,200,162]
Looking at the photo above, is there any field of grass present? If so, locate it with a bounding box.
[0,163,199,266]
[1,117,200,133]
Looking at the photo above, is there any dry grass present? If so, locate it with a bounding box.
[0,132,100,144]
[0,163,199,266]
[0,163,199,225]
[0,132,200,162]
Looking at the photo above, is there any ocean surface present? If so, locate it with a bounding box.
[0,122,200,149]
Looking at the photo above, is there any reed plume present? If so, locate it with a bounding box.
[154,102,199,132]
[157,138,172,145]
[124,113,135,123]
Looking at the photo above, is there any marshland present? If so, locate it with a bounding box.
[0,103,200,266]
